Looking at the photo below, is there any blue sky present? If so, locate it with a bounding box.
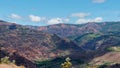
[0,0,120,26]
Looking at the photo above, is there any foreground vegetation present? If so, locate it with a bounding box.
[0,56,25,68]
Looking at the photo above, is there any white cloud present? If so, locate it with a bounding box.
[94,17,103,22]
[47,18,69,25]
[76,17,103,24]
[10,13,22,19]
[47,18,63,24]
[29,15,45,22]
[71,13,90,18]
[92,0,106,3]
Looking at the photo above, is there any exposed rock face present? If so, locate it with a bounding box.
[0,20,83,68]
[1,20,120,68]
[37,23,101,37]
[90,52,120,65]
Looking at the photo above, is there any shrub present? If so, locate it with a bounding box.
[0,56,11,64]
[61,57,72,68]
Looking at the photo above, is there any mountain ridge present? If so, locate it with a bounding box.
[0,20,84,68]
[0,20,120,68]
[34,22,120,37]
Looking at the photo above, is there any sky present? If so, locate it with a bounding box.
[0,0,120,26]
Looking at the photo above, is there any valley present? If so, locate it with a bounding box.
[0,20,120,68]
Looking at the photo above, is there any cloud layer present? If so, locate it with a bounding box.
[76,17,103,24]
[47,18,69,25]
[9,13,103,25]
[29,15,45,22]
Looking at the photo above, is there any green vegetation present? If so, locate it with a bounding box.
[36,57,74,68]
[98,62,114,68]
[73,33,101,46]
[107,46,120,52]
[36,58,65,68]
[78,62,114,68]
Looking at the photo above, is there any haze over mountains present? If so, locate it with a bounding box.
[0,20,120,68]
